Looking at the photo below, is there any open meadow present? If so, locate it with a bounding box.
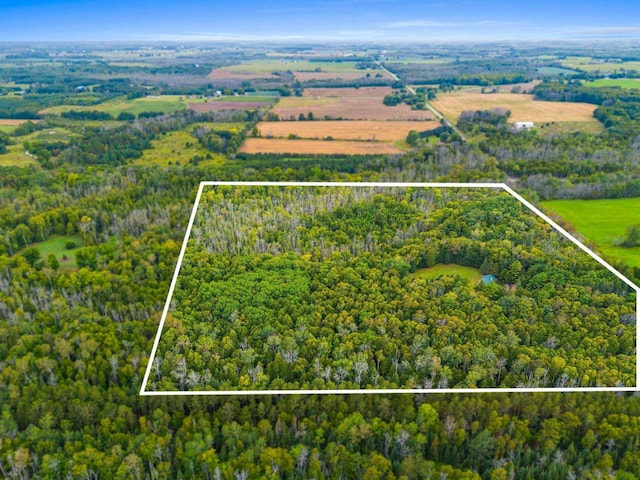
[541,198,640,269]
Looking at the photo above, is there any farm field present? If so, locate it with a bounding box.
[585,78,640,89]
[413,264,483,286]
[0,119,31,125]
[208,59,388,84]
[40,95,208,117]
[431,92,598,125]
[239,138,404,155]
[273,87,435,121]
[541,198,640,269]
[560,56,640,73]
[537,66,579,76]
[188,101,272,112]
[256,120,441,141]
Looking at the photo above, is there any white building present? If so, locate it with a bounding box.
[513,121,535,130]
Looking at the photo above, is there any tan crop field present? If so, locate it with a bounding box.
[431,92,598,124]
[240,138,404,155]
[272,87,435,121]
[256,120,441,141]
[294,71,372,82]
[0,119,32,125]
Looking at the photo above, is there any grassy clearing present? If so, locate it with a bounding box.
[541,198,640,268]
[240,138,403,155]
[33,235,83,271]
[537,121,603,135]
[135,130,223,167]
[585,78,640,89]
[413,264,483,286]
[431,92,598,126]
[256,120,440,142]
[0,144,38,166]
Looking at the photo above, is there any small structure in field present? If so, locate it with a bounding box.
[513,121,535,130]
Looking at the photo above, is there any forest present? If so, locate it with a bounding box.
[1,42,640,479]
[147,186,636,392]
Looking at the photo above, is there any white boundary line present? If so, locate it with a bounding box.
[140,182,640,395]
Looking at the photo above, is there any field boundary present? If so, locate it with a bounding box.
[140,182,640,396]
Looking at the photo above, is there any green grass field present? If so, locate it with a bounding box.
[0,144,38,166]
[32,235,83,271]
[585,78,640,89]
[135,130,224,167]
[41,95,209,117]
[541,198,640,268]
[413,263,483,286]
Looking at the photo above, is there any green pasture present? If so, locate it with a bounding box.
[134,130,223,167]
[32,235,83,271]
[541,198,640,268]
[585,78,640,89]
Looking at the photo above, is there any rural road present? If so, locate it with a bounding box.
[375,60,467,142]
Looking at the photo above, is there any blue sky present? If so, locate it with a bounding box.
[2,0,640,42]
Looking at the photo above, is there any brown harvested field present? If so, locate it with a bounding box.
[257,120,441,141]
[188,102,271,112]
[208,69,279,81]
[0,119,33,125]
[273,87,435,121]
[302,87,393,98]
[431,92,598,124]
[240,138,403,155]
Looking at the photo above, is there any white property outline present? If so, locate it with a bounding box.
[140,182,640,396]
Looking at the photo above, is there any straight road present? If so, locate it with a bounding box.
[375,60,467,142]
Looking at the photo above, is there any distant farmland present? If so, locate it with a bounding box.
[239,138,403,155]
[188,101,272,112]
[272,87,435,121]
[431,92,598,124]
[256,120,441,141]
